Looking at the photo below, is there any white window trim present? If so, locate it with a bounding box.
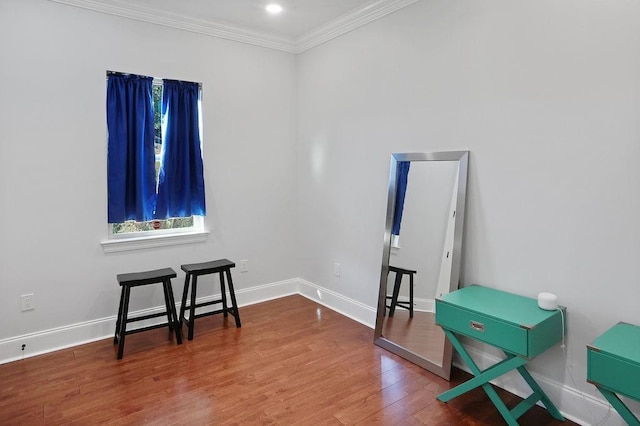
[103,74,208,253]
[102,216,207,253]
[101,229,209,253]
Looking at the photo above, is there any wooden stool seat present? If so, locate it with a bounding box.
[114,267,182,359]
[386,265,416,318]
[179,259,241,340]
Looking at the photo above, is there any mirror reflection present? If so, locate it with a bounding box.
[374,151,469,380]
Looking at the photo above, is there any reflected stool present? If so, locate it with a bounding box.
[114,267,182,359]
[179,259,242,340]
[386,265,416,318]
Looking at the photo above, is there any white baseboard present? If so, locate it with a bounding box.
[233,278,300,306]
[0,278,300,365]
[414,297,434,313]
[453,346,628,426]
[0,278,631,426]
[0,316,117,365]
[296,278,377,328]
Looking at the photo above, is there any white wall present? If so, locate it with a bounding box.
[2,0,640,423]
[297,0,640,424]
[0,0,298,341]
[388,161,457,301]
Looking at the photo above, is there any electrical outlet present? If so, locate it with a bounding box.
[240,259,249,273]
[334,263,340,277]
[21,294,35,311]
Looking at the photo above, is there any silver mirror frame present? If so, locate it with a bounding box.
[374,151,469,380]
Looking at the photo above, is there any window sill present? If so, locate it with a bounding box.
[101,230,209,253]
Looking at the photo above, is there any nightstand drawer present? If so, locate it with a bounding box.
[587,322,640,402]
[435,285,567,424]
[436,285,564,359]
[588,350,640,400]
[436,302,528,356]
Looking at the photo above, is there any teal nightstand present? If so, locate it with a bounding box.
[435,285,565,426]
[587,322,640,426]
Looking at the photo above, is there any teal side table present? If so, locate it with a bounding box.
[587,322,640,426]
[435,285,565,426]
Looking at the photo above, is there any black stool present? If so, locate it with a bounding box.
[114,267,182,359]
[386,265,416,318]
[179,259,241,340]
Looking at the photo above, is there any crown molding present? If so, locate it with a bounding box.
[48,0,297,53]
[295,0,422,53]
[47,0,421,54]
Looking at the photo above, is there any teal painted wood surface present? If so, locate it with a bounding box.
[436,285,564,359]
[597,387,640,426]
[435,285,565,424]
[591,322,640,364]
[438,285,558,327]
[588,322,640,402]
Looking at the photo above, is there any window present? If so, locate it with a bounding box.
[106,72,206,239]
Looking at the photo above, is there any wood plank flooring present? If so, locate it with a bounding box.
[0,295,576,425]
[381,310,446,367]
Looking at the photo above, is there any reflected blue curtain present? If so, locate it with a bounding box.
[392,161,410,236]
[155,80,206,219]
[106,73,156,223]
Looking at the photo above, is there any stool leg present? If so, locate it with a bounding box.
[161,280,173,338]
[384,270,392,316]
[179,273,190,327]
[225,268,241,328]
[161,280,178,341]
[219,271,228,318]
[389,272,402,317]
[117,285,131,360]
[409,273,414,319]
[164,278,182,345]
[114,286,125,344]
[188,275,198,340]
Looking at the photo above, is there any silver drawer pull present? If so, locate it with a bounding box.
[470,321,485,332]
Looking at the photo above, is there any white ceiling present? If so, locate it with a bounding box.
[119,0,374,40]
[50,0,421,53]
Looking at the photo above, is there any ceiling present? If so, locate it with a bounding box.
[50,0,421,53]
[116,0,374,40]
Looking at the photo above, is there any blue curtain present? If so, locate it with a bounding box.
[106,73,156,223]
[155,80,206,219]
[392,161,410,236]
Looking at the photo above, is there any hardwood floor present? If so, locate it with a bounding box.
[0,295,576,425]
[381,310,446,367]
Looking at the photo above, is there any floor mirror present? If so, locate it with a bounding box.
[374,151,469,380]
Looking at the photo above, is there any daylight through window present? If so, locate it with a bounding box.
[106,71,206,236]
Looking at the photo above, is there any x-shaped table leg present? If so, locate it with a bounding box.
[437,328,565,425]
[596,386,640,426]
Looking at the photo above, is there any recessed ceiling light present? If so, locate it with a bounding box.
[266,3,283,15]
